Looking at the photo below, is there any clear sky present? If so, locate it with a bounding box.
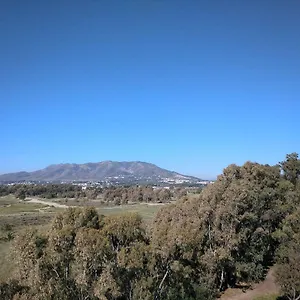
[0,0,299,179]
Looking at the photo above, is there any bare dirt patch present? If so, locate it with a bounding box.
[220,268,279,300]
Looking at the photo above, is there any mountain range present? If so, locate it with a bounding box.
[0,161,202,185]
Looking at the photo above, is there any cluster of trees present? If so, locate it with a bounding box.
[0,184,190,204]
[0,184,84,200]
[101,186,182,204]
[1,153,300,299]
[85,186,190,204]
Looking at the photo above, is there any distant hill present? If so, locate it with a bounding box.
[0,161,203,185]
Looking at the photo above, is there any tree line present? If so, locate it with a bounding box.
[1,153,300,299]
[0,184,84,200]
[0,184,194,204]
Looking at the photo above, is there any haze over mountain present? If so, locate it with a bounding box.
[0,161,202,184]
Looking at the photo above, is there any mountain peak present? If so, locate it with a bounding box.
[0,161,202,184]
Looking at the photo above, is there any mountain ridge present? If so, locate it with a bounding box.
[0,161,202,184]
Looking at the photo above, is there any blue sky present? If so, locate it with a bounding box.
[0,0,299,179]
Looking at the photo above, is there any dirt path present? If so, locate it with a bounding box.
[220,268,279,300]
[26,198,69,208]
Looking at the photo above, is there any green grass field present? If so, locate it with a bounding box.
[0,202,48,214]
[0,195,165,220]
[0,195,48,214]
[0,194,20,205]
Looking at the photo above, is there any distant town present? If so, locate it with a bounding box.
[1,177,214,188]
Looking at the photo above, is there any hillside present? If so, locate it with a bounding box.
[0,161,201,184]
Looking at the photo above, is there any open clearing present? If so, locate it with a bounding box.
[0,195,48,214]
[1,196,163,220]
[26,197,163,220]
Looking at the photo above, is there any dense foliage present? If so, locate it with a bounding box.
[1,153,300,300]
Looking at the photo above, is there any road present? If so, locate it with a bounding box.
[26,198,69,208]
